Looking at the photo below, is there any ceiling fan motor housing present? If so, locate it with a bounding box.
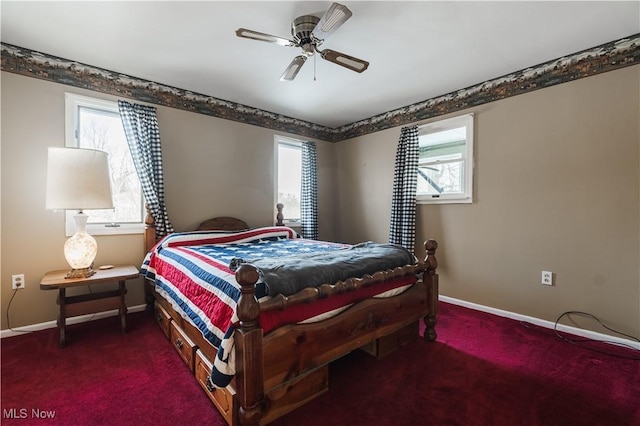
[292,15,321,54]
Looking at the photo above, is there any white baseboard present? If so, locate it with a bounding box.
[0,304,148,339]
[4,298,639,351]
[440,295,640,351]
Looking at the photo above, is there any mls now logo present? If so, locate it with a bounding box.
[3,408,27,419]
[3,408,56,419]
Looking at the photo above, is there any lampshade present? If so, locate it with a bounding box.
[46,147,114,210]
[46,147,114,278]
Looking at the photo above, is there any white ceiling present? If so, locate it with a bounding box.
[2,1,639,128]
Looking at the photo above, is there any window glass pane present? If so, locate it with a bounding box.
[77,106,142,223]
[418,126,467,196]
[416,113,473,204]
[421,126,466,148]
[277,143,302,220]
[418,162,464,195]
[421,140,466,159]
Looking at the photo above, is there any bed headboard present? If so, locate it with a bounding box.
[145,204,285,253]
[196,217,249,231]
[144,205,250,253]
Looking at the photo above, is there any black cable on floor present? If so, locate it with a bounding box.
[552,311,640,360]
[520,311,640,360]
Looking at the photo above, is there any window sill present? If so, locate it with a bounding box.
[65,224,145,237]
[417,197,473,205]
[281,220,301,229]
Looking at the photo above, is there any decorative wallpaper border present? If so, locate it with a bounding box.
[0,43,337,142]
[2,34,639,143]
[336,34,640,140]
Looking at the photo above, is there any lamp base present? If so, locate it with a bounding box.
[65,267,96,279]
[64,212,98,279]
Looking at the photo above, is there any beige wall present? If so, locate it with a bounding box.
[3,65,639,338]
[1,72,337,329]
[335,65,640,337]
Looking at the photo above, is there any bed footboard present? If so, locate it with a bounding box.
[232,239,439,426]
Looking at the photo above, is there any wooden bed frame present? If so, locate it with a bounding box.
[143,210,439,426]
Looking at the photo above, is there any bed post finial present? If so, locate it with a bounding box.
[236,265,260,329]
[424,239,438,274]
[423,239,439,342]
[276,203,284,226]
[235,264,264,426]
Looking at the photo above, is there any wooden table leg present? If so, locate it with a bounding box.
[58,288,66,348]
[119,280,127,334]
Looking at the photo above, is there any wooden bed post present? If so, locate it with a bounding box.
[235,264,265,426]
[423,239,439,341]
[144,203,157,254]
[275,203,284,226]
[143,204,157,310]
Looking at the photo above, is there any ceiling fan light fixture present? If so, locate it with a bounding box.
[301,43,315,56]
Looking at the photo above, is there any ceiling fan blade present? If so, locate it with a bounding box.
[320,49,369,73]
[280,55,307,81]
[311,2,352,41]
[236,28,296,47]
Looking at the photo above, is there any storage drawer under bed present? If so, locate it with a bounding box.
[360,320,419,359]
[154,301,172,339]
[195,350,237,425]
[170,321,197,372]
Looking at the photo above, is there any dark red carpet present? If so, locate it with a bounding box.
[2,303,639,426]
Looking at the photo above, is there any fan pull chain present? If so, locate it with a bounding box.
[314,53,317,82]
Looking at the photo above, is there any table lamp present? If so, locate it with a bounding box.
[46,147,114,278]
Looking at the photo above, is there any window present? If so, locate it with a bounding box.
[65,93,144,235]
[417,113,474,204]
[275,136,303,224]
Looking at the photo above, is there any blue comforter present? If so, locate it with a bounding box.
[232,242,416,296]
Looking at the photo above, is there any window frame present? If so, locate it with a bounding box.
[64,93,144,236]
[274,135,304,227]
[416,113,474,204]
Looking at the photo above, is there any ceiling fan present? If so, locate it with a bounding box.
[235,2,369,81]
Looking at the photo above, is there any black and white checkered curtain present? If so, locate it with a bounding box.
[118,100,174,239]
[389,126,419,252]
[301,141,318,240]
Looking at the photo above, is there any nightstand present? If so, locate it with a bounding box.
[40,265,140,347]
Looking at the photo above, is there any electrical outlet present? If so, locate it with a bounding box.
[12,274,25,290]
[541,271,553,286]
